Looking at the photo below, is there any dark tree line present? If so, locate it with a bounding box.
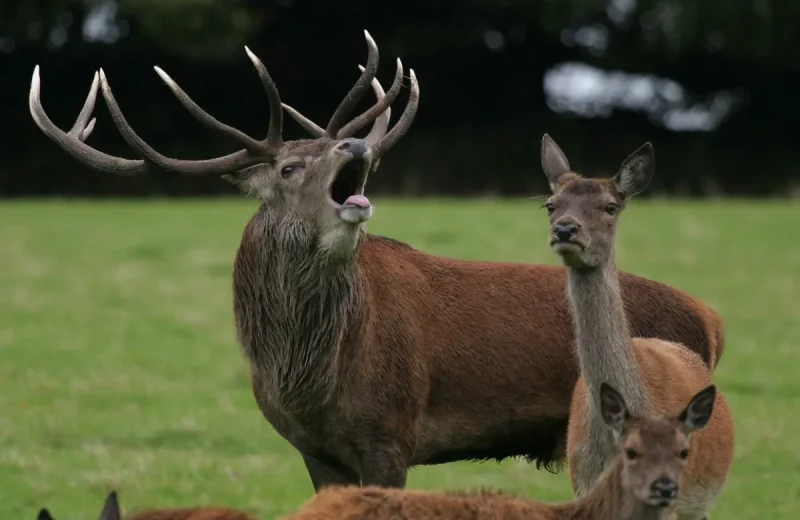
[2,0,799,197]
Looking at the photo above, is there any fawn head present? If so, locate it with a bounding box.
[599,382,717,509]
[37,490,121,520]
[540,134,654,269]
[30,31,418,254]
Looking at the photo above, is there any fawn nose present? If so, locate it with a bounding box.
[337,139,368,159]
[552,222,579,242]
[651,477,678,499]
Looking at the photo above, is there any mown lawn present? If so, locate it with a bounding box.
[0,198,798,519]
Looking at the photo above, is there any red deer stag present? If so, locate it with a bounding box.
[37,491,258,520]
[30,31,724,491]
[539,135,735,519]
[286,382,718,520]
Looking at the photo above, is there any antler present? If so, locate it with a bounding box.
[360,65,392,146]
[282,61,397,141]
[29,66,148,174]
[371,68,418,159]
[325,30,380,137]
[284,64,419,160]
[282,32,419,159]
[29,46,285,176]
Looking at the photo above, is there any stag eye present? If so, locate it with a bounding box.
[625,448,639,460]
[604,204,618,215]
[280,162,303,178]
[679,449,689,460]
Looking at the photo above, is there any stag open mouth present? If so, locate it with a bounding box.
[330,157,370,208]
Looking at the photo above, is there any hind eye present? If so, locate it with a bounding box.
[605,204,618,215]
[679,449,689,460]
[625,448,639,460]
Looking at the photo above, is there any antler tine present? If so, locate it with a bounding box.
[281,103,326,137]
[153,66,264,154]
[337,58,402,139]
[325,30,379,137]
[357,64,391,145]
[244,46,284,152]
[29,66,148,175]
[371,69,419,158]
[98,69,261,175]
[281,66,391,140]
[68,71,99,141]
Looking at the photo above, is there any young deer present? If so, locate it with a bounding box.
[539,135,735,519]
[37,491,258,520]
[30,31,725,490]
[286,382,717,520]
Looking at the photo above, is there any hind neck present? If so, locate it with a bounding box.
[232,209,362,412]
[566,252,649,430]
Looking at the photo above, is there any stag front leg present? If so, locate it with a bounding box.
[302,454,359,492]
[358,442,408,488]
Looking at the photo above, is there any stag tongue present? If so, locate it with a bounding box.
[343,194,371,208]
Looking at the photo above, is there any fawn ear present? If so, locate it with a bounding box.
[37,509,54,520]
[613,142,654,199]
[541,134,572,191]
[98,491,122,520]
[599,382,631,436]
[679,385,717,433]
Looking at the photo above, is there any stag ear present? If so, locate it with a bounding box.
[37,509,54,520]
[98,491,122,520]
[613,142,654,199]
[541,134,572,191]
[599,382,631,437]
[222,167,262,198]
[678,385,716,433]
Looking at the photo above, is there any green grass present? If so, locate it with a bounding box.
[1,198,798,519]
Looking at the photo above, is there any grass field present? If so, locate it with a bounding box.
[1,198,798,519]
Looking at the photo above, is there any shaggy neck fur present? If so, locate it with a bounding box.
[566,250,649,483]
[232,207,361,413]
[555,457,673,520]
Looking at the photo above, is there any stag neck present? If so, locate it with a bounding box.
[233,209,363,413]
[565,255,649,419]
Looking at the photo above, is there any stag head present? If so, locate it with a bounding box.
[30,31,418,251]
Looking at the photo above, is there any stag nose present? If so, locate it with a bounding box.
[651,477,678,499]
[552,222,579,242]
[337,139,368,159]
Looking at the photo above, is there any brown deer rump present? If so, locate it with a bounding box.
[364,235,713,467]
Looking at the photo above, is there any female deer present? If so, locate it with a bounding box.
[539,135,735,520]
[37,491,257,520]
[285,382,717,520]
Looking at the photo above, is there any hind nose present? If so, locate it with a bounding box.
[651,477,678,498]
[553,223,579,242]
[337,139,368,159]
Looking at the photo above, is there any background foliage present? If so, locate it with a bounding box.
[3,0,799,197]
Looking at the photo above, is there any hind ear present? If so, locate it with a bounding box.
[99,491,122,520]
[541,134,572,192]
[37,509,54,520]
[599,382,631,436]
[679,385,716,433]
[613,142,654,199]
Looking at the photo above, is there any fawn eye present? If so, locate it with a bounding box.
[625,448,639,460]
[543,202,555,215]
[604,204,618,215]
[679,449,689,460]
